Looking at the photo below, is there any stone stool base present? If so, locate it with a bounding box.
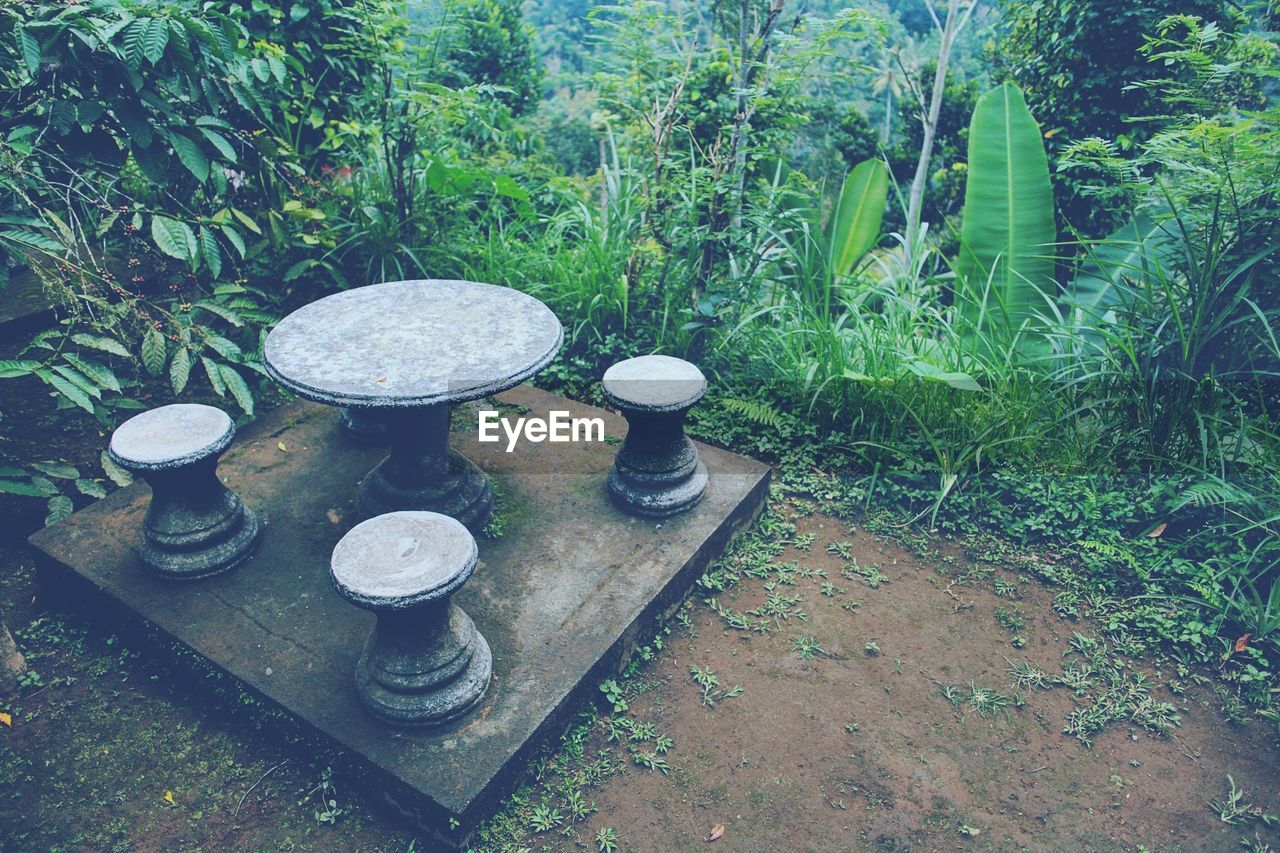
[140,506,260,581]
[356,631,492,727]
[340,408,389,444]
[608,459,707,518]
[356,450,493,532]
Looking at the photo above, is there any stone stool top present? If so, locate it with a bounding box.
[331,511,478,610]
[108,404,235,471]
[602,355,707,413]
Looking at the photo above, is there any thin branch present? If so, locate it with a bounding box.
[234,759,289,818]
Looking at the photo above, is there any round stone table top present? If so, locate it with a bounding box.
[331,511,478,610]
[264,280,564,408]
[602,355,707,413]
[109,404,234,471]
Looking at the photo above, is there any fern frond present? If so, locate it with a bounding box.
[720,397,785,429]
[1173,479,1255,510]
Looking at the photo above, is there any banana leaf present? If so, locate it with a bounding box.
[955,83,1056,346]
[827,158,888,278]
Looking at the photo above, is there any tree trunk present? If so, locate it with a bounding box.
[903,0,977,260]
[882,85,893,144]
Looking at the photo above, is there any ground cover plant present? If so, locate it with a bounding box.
[1,0,1278,848]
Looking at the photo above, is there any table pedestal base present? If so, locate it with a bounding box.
[357,449,493,532]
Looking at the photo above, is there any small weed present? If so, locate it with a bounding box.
[792,635,828,660]
[599,679,628,714]
[994,578,1019,599]
[595,827,619,852]
[631,751,670,774]
[826,540,853,560]
[1209,775,1278,826]
[1007,659,1049,690]
[528,803,563,832]
[690,665,743,707]
[940,682,1014,720]
[864,640,880,656]
[994,606,1026,634]
[307,767,345,826]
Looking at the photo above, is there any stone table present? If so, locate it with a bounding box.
[264,280,563,530]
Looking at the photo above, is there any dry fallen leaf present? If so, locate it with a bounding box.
[1235,633,1251,653]
[163,790,175,805]
[1147,522,1167,538]
[325,508,342,525]
[0,711,12,727]
[704,823,725,842]
[277,442,288,452]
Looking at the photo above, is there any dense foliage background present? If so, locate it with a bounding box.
[2,0,1278,736]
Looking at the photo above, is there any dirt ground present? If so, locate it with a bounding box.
[2,377,1279,851]
[581,511,1280,851]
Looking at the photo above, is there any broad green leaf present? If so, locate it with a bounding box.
[100,451,134,486]
[31,460,78,479]
[199,227,221,278]
[151,215,197,262]
[76,478,109,498]
[170,133,209,183]
[62,354,121,393]
[1069,214,1169,315]
[956,83,1056,343]
[122,18,148,67]
[283,258,315,281]
[17,27,40,75]
[219,364,254,416]
[202,356,226,396]
[52,365,102,398]
[0,359,40,378]
[141,16,169,64]
[47,374,95,413]
[230,208,261,235]
[203,334,241,359]
[30,476,58,496]
[0,480,54,497]
[194,300,242,326]
[45,495,74,526]
[0,229,62,252]
[169,346,191,394]
[72,333,131,358]
[142,327,168,375]
[905,360,982,391]
[266,55,286,83]
[827,159,888,278]
[199,127,236,162]
[841,369,895,387]
[219,224,246,257]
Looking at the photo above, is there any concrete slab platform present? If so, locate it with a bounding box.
[27,385,769,846]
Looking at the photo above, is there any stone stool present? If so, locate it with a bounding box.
[330,511,491,727]
[602,354,709,518]
[339,407,389,443]
[108,403,260,580]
